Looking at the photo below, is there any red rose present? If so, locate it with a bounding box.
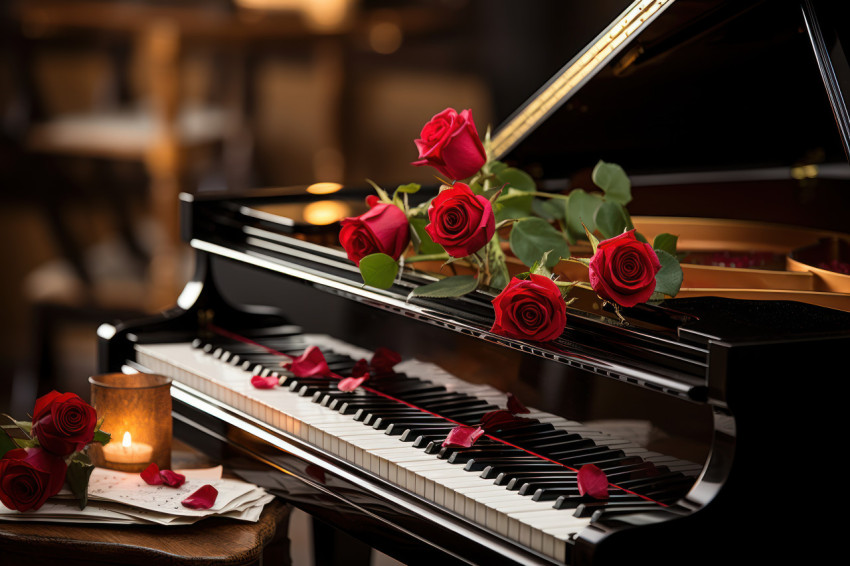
[588,230,661,307]
[424,183,495,257]
[31,390,97,457]
[490,274,566,342]
[412,108,486,181]
[0,447,67,511]
[339,202,410,266]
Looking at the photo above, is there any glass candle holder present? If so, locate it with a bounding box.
[88,373,172,472]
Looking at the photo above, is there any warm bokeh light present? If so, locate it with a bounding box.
[369,20,403,54]
[236,0,354,31]
[303,200,351,225]
[306,181,344,195]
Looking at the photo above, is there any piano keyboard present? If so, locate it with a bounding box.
[134,332,701,562]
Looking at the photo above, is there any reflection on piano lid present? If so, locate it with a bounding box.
[100,1,850,565]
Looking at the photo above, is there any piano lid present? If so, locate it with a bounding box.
[489,0,850,182]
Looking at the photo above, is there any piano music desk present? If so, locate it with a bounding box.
[0,440,292,566]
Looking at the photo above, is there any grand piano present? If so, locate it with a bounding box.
[98,0,850,564]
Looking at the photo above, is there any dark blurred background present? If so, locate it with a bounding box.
[0,0,636,418]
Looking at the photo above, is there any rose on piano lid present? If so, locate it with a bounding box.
[0,391,111,511]
[340,107,684,339]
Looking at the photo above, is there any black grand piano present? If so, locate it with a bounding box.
[98,0,850,564]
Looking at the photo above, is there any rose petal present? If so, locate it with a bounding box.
[480,409,533,432]
[441,425,485,448]
[577,464,609,499]
[338,376,368,392]
[283,346,330,378]
[160,469,186,488]
[350,359,370,378]
[251,375,279,389]
[181,484,218,509]
[506,393,530,414]
[370,347,401,375]
[140,463,163,485]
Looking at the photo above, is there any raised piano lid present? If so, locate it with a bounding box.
[489,0,850,182]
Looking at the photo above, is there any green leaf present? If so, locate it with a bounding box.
[494,188,534,223]
[495,167,536,192]
[591,160,632,205]
[653,233,679,256]
[594,200,632,239]
[409,275,479,299]
[485,236,511,291]
[395,182,421,194]
[359,253,399,289]
[0,429,16,459]
[531,198,565,221]
[66,452,95,510]
[93,429,111,446]
[408,216,444,255]
[583,224,600,255]
[564,189,602,241]
[653,249,684,298]
[509,217,570,268]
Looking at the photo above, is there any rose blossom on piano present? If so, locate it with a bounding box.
[339,202,410,267]
[412,107,487,181]
[588,229,662,308]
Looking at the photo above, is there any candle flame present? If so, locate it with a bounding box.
[122,431,132,448]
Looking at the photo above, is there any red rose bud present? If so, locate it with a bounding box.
[0,447,67,511]
[338,376,368,392]
[282,346,330,378]
[490,275,567,342]
[140,462,164,485]
[441,425,485,448]
[182,484,218,509]
[251,375,279,389]
[588,230,661,308]
[160,469,186,488]
[412,108,486,181]
[577,464,609,499]
[31,390,97,457]
[506,393,530,414]
[339,203,410,266]
[424,183,495,258]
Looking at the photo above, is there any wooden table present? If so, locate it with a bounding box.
[0,442,292,566]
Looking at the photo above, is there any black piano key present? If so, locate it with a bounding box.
[576,502,664,518]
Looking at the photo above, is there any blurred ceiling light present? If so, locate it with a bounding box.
[307,182,344,195]
[303,200,350,225]
[236,0,354,31]
[368,20,403,54]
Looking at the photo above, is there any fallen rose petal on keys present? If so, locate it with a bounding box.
[251,375,279,389]
[506,392,530,414]
[480,409,533,432]
[350,359,369,378]
[370,347,401,375]
[442,425,485,448]
[181,484,219,509]
[160,469,186,488]
[283,346,330,377]
[338,376,368,392]
[140,462,163,485]
[577,463,609,499]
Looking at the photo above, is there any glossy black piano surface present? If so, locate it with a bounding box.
[98,0,850,564]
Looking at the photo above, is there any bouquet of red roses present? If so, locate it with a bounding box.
[0,391,110,511]
[339,107,684,341]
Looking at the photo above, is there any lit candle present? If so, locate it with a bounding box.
[102,432,153,465]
